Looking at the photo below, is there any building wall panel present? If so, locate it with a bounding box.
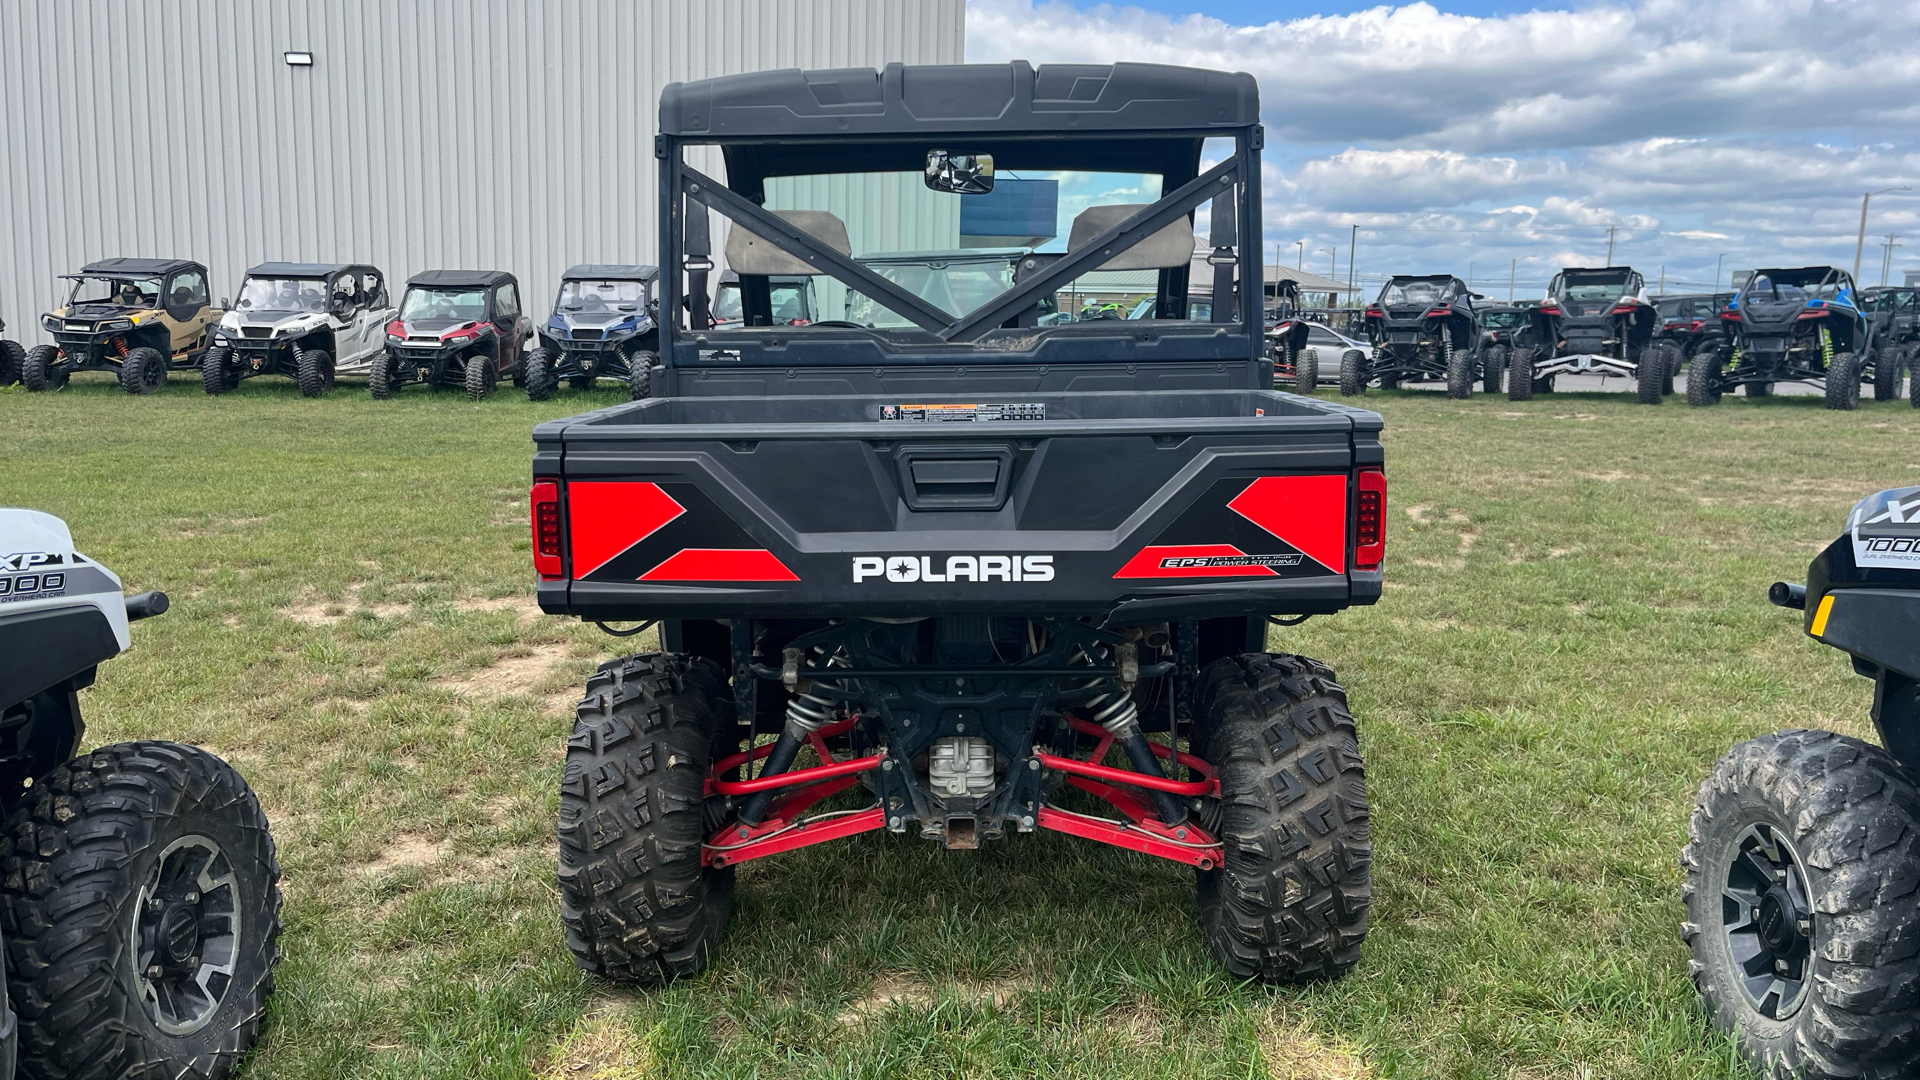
[0,0,964,346]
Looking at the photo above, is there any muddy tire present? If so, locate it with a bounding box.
[1507,347,1536,401]
[1293,347,1319,394]
[201,345,239,395]
[1636,343,1667,404]
[523,350,555,402]
[119,346,167,395]
[1193,653,1370,983]
[1682,730,1920,1080]
[0,742,281,1080]
[21,345,64,392]
[0,339,23,386]
[1443,342,1473,399]
[1337,349,1366,396]
[1688,349,1723,406]
[294,347,334,398]
[557,653,736,986]
[462,353,494,401]
[626,350,656,401]
[1824,351,1860,411]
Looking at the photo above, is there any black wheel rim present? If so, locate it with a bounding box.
[1721,822,1813,1020]
[130,834,243,1035]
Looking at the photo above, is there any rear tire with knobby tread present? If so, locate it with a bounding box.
[1688,349,1723,406]
[626,349,656,401]
[1293,347,1319,394]
[1482,343,1506,394]
[0,741,281,1080]
[1872,346,1901,402]
[1636,343,1667,404]
[1194,653,1370,983]
[1337,349,1366,396]
[557,653,736,986]
[1824,351,1860,411]
[201,346,238,395]
[1507,346,1537,401]
[1682,730,1920,1080]
[1443,341,1472,399]
[369,353,396,399]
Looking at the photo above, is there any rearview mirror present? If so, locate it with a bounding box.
[925,150,994,195]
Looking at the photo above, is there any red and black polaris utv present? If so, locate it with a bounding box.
[1510,266,1661,402]
[1689,266,1874,410]
[1684,486,1920,1079]
[531,62,1383,987]
[371,270,532,401]
[1347,274,1489,399]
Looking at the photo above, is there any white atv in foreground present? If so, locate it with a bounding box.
[204,262,395,397]
[0,510,280,1079]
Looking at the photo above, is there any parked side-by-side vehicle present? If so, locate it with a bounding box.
[372,270,532,400]
[25,258,223,394]
[532,60,1381,990]
[1510,266,1660,402]
[1689,266,1873,410]
[525,264,660,401]
[203,263,395,396]
[1347,274,1489,398]
[1861,285,1916,404]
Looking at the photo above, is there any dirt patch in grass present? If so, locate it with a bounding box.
[833,971,1023,1026]
[436,642,575,699]
[538,1011,653,1080]
[281,585,410,626]
[449,594,546,619]
[361,833,449,875]
[1255,1008,1376,1080]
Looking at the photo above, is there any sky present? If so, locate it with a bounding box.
[965,0,1920,298]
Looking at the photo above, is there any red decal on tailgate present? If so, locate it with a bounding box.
[1113,544,1284,579]
[568,481,685,579]
[640,548,800,582]
[1226,475,1348,574]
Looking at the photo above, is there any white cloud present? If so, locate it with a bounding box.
[968,0,1920,291]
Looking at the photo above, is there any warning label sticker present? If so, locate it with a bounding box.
[880,402,1046,422]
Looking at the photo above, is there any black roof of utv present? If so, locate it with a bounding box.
[245,262,356,279]
[406,269,514,289]
[561,264,658,282]
[76,257,199,276]
[659,61,1259,139]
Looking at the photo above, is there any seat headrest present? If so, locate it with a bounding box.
[1066,205,1195,271]
[725,210,853,275]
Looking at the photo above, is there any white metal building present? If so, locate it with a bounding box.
[0,0,965,344]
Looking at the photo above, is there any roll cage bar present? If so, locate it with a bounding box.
[656,127,1263,368]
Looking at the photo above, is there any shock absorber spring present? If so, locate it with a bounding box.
[1820,326,1833,367]
[739,646,846,826]
[112,336,129,358]
[1077,647,1187,826]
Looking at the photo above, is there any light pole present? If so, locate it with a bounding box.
[1296,240,1304,270]
[1884,235,1904,287]
[1854,187,1912,283]
[1508,258,1516,302]
[1348,224,1358,298]
[1715,253,1729,290]
[1317,247,1336,305]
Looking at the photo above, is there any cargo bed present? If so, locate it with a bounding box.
[533,389,1383,622]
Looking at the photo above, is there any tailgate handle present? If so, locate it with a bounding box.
[897,447,1014,511]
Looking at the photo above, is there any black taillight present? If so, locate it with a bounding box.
[1355,467,1385,571]
[531,479,563,579]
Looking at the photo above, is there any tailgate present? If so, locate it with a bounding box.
[533,390,1383,622]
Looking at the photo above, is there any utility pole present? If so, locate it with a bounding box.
[1715,253,1728,290]
[1296,240,1304,271]
[1884,235,1904,287]
[1508,258,1516,301]
[1348,224,1358,301]
[1855,188,1913,282]
[1605,225,1617,265]
[1658,264,1665,295]
[1468,261,1474,290]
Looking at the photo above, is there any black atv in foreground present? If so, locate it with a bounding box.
[1510,266,1661,402]
[1689,267,1874,410]
[1348,274,1488,398]
[533,61,1381,987]
[1684,486,1920,1080]
[525,265,660,401]
[1861,285,1916,404]
[0,508,280,1080]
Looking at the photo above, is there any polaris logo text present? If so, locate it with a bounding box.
[852,555,1054,583]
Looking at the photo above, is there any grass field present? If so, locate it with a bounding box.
[3,372,1916,1079]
